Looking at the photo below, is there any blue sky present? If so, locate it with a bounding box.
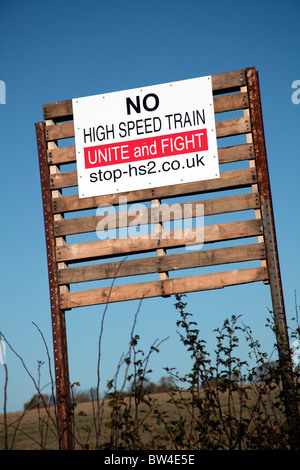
[0,0,299,413]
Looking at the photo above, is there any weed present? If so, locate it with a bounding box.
[1,294,299,450]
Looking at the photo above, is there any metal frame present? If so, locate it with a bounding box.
[246,67,300,449]
[35,122,74,450]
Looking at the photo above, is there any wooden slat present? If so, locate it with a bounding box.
[218,143,254,164]
[52,167,257,213]
[56,218,263,263]
[43,100,73,122]
[45,116,250,143]
[213,92,248,113]
[50,171,78,190]
[215,117,250,138]
[47,142,254,167]
[60,266,268,309]
[48,145,76,165]
[211,69,246,94]
[54,192,260,237]
[45,122,74,141]
[42,70,247,122]
[57,242,266,285]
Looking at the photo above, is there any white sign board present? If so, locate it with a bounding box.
[73,76,219,198]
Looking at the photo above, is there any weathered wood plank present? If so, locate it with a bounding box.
[54,192,260,237]
[45,122,74,141]
[211,69,246,95]
[48,145,76,165]
[213,92,248,113]
[219,143,254,164]
[47,142,254,167]
[57,242,266,285]
[52,167,257,214]
[56,218,263,263]
[43,100,73,122]
[50,171,78,190]
[216,117,251,138]
[42,70,247,121]
[60,266,268,309]
[45,116,250,143]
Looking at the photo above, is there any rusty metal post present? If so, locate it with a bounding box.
[246,67,300,449]
[35,122,74,450]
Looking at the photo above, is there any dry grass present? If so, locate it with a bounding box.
[0,392,172,450]
[0,384,286,450]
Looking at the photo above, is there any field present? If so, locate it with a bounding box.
[1,306,298,450]
[0,392,177,450]
[1,391,186,450]
[0,384,290,451]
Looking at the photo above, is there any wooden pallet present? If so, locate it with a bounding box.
[38,68,270,309]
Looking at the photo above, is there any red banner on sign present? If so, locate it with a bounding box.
[84,129,208,169]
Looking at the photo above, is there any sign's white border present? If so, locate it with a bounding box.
[73,76,219,198]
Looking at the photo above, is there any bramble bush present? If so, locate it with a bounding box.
[1,294,300,450]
